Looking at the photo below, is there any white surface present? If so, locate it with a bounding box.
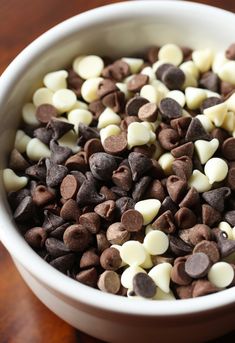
[0,1,235,341]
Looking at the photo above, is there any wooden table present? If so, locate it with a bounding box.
[0,1,235,342]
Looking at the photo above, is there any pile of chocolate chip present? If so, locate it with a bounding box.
[4,42,235,300]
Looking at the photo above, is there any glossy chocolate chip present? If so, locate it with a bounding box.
[133,273,156,298]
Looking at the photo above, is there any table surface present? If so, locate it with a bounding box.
[1,0,235,342]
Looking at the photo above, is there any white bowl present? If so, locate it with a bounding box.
[0,1,235,342]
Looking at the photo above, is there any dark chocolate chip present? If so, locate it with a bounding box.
[156,63,173,80]
[224,210,235,226]
[222,137,235,160]
[158,128,180,150]
[162,66,185,90]
[166,175,188,203]
[45,238,70,258]
[145,179,166,202]
[24,227,47,249]
[127,74,149,92]
[50,253,75,274]
[63,224,91,252]
[76,173,105,206]
[185,253,211,279]
[14,196,35,222]
[199,72,219,92]
[202,187,231,212]
[80,249,100,269]
[215,231,235,258]
[25,159,46,181]
[193,240,220,264]
[43,210,64,233]
[67,69,83,97]
[45,158,68,188]
[132,176,152,202]
[160,196,178,215]
[172,156,192,180]
[201,96,223,112]
[9,149,30,171]
[89,152,118,181]
[50,140,72,164]
[94,200,116,221]
[97,79,118,98]
[128,152,152,181]
[133,273,156,298]
[171,142,194,158]
[102,91,125,113]
[125,96,149,116]
[152,210,176,233]
[78,123,100,146]
[159,98,182,119]
[169,235,193,256]
[202,204,221,227]
[36,104,58,124]
[170,261,192,286]
[112,165,132,191]
[34,127,53,145]
[185,118,210,142]
[115,197,135,218]
[171,117,192,137]
[146,46,159,64]
[174,207,197,230]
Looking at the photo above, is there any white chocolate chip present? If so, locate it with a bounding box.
[26,138,51,161]
[145,224,154,236]
[151,80,169,102]
[111,245,126,267]
[121,265,146,289]
[158,152,174,175]
[33,87,54,107]
[143,230,169,255]
[141,66,156,83]
[72,55,85,74]
[77,55,104,79]
[116,82,131,99]
[226,92,235,112]
[180,61,199,79]
[185,87,207,110]
[153,287,176,300]
[58,130,80,153]
[3,168,28,192]
[152,141,164,160]
[218,61,235,85]
[140,84,158,103]
[140,250,153,269]
[166,90,185,107]
[158,44,183,66]
[127,122,151,148]
[212,51,229,74]
[22,103,39,126]
[204,102,228,127]
[196,114,214,133]
[204,157,228,184]
[221,111,235,132]
[135,199,161,225]
[120,241,146,266]
[194,138,219,164]
[81,77,103,103]
[205,90,221,98]
[188,169,212,193]
[97,108,121,129]
[192,48,213,73]
[182,109,192,118]
[208,262,234,288]
[148,262,172,293]
[100,125,121,144]
[14,130,31,153]
[43,70,68,91]
[67,109,93,133]
[52,89,77,112]
[141,122,156,143]
[182,71,198,90]
[218,222,234,240]
[122,57,144,74]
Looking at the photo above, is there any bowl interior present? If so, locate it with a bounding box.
[0,0,235,316]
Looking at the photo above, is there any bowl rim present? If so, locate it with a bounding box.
[0,0,235,317]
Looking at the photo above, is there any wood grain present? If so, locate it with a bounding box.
[0,1,235,342]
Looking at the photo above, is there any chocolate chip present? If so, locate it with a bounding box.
[138,103,158,122]
[170,261,192,286]
[26,159,46,181]
[45,238,70,258]
[146,46,159,64]
[103,134,127,155]
[215,231,235,258]
[222,137,235,160]
[63,224,91,252]
[106,222,130,245]
[227,167,235,190]
[202,187,231,212]
[50,140,72,164]
[121,209,143,232]
[67,69,83,97]
[169,236,193,256]
[65,151,87,172]
[80,249,100,269]
[145,180,166,202]
[171,142,194,158]
[48,118,74,140]
[171,117,192,137]
[159,98,182,119]
[132,273,156,298]
[166,175,188,203]
[84,138,103,161]
[36,104,58,124]
[88,100,105,119]
[14,196,35,222]
[9,149,30,171]
[100,247,122,271]
[181,46,193,60]
[102,60,130,81]
[224,210,235,226]
[32,185,55,206]
[60,174,79,200]
[115,197,135,218]
[158,128,180,150]
[199,72,219,92]
[112,165,132,191]
[76,267,98,287]
[50,253,75,274]
[94,200,116,221]
[100,186,117,201]
[179,187,199,209]
[43,210,64,233]
[185,118,210,142]
[162,66,185,90]
[24,227,47,249]
[193,240,220,263]
[226,43,235,60]
[45,158,68,188]
[192,279,220,298]
[127,74,149,92]
[187,224,212,246]
[152,210,176,233]
[202,204,221,227]
[125,96,149,116]
[96,231,110,253]
[132,176,152,202]
[174,207,197,230]
[185,253,211,279]
[102,91,125,113]
[172,156,192,180]
[128,152,152,181]
[89,152,118,181]
[60,199,80,222]
[97,79,118,98]
[211,127,230,146]
[160,196,178,215]
[97,270,120,294]
[76,173,105,206]
[175,284,194,299]
[78,123,100,146]
[34,127,53,145]
[111,186,128,198]
[220,82,235,97]
[79,212,100,234]
[50,223,70,240]
[156,63,173,80]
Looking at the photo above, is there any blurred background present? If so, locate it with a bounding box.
[0,1,234,342]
